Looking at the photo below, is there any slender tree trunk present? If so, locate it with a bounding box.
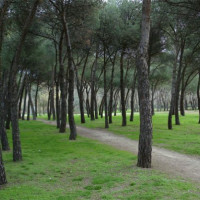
[130,71,137,121]
[151,88,155,116]
[22,87,27,120]
[120,50,127,126]
[35,80,39,117]
[180,86,185,116]
[109,60,115,124]
[55,77,60,128]
[197,70,200,124]
[95,93,98,119]
[62,13,77,140]
[18,82,25,119]
[136,0,152,168]
[50,66,56,120]
[27,96,30,121]
[103,47,109,128]
[90,46,98,121]
[28,84,36,120]
[168,48,179,130]
[58,32,67,133]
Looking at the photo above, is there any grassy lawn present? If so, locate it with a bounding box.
[72,112,200,156]
[1,120,200,199]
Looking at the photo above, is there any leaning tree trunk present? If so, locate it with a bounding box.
[62,13,77,140]
[136,0,152,168]
[10,0,40,162]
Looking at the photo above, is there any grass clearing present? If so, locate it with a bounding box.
[73,112,200,156]
[1,120,200,199]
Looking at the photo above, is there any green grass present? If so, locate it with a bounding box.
[72,112,200,156]
[1,120,200,199]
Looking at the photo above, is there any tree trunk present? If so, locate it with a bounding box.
[0,82,10,151]
[197,70,200,124]
[50,66,56,120]
[22,87,27,120]
[27,96,30,121]
[18,81,25,119]
[180,85,185,116]
[0,147,6,185]
[136,0,152,168]
[130,71,137,121]
[90,46,98,121]
[108,59,115,124]
[10,0,40,162]
[168,48,179,130]
[120,51,127,126]
[28,84,36,120]
[104,64,109,129]
[11,83,22,161]
[62,13,77,140]
[58,31,67,133]
[55,77,60,128]
[35,80,39,117]
[95,93,98,119]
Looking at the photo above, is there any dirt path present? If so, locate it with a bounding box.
[38,119,200,182]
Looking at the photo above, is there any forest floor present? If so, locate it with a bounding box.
[39,118,200,183]
[1,120,200,200]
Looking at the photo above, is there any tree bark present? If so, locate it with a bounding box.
[168,47,179,130]
[120,50,127,126]
[28,83,36,120]
[62,12,77,140]
[130,70,137,121]
[9,0,40,162]
[0,147,6,185]
[197,70,200,124]
[104,59,109,129]
[90,46,98,121]
[108,54,116,124]
[35,80,39,117]
[22,86,27,120]
[136,0,152,168]
[58,32,67,133]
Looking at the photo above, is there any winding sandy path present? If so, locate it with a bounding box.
[38,119,200,182]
